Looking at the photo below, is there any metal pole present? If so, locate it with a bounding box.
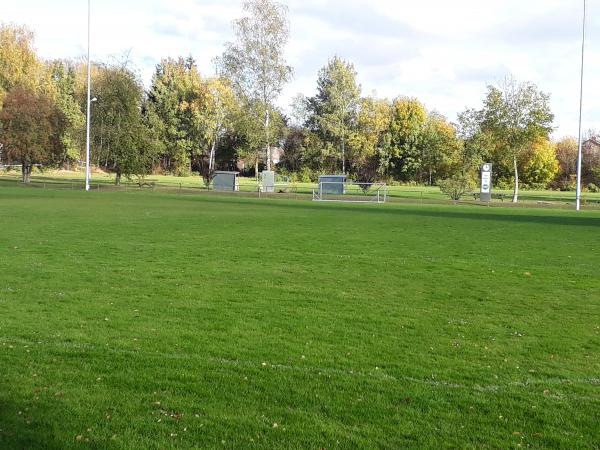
[576,0,587,211]
[85,0,92,191]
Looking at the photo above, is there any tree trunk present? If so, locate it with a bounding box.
[255,156,259,181]
[21,163,32,183]
[266,145,271,172]
[115,171,121,186]
[341,137,346,175]
[209,140,216,172]
[265,108,271,172]
[512,155,519,203]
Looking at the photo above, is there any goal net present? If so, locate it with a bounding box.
[313,182,388,203]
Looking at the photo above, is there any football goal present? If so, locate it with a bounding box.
[312,181,388,203]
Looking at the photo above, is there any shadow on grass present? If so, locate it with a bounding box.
[0,397,64,450]
[182,194,600,228]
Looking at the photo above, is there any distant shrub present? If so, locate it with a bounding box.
[276,167,318,183]
[438,176,474,202]
[276,167,291,178]
[298,167,315,183]
[559,180,577,192]
[586,183,600,193]
[495,179,514,190]
[521,182,548,191]
[174,167,191,177]
[275,173,291,183]
[388,180,425,187]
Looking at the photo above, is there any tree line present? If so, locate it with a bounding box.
[1,0,598,200]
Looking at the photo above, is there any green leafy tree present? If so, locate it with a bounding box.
[217,0,293,171]
[184,77,237,184]
[521,138,559,186]
[0,27,85,173]
[92,63,158,184]
[479,77,554,202]
[226,99,263,175]
[146,57,201,175]
[308,56,361,174]
[0,85,65,182]
[49,60,85,166]
[0,24,41,106]
[204,78,236,173]
[289,93,309,128]
[456,108,494,178]
[420,112,462,185]
[282,127,305,172]
[347,97,391,182]
[282,126,325,174]
[228,99,286,176]
[385,97,427,181]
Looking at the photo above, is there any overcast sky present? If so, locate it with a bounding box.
[3,0,599,137]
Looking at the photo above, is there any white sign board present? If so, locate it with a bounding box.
[480,163,493,201]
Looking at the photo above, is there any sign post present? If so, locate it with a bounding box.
[480,163,493,202]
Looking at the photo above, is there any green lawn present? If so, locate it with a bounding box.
[2,170,600,206]
[0,187,599,449]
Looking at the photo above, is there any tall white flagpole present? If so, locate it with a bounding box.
[85,0,92,191]
[575,0,587,211]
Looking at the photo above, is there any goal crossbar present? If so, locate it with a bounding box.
[312,182,387,203]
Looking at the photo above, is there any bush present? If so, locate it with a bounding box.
[387,180,424,187]
[438,176,474,202]
[495,179,514,190]
[276,167,291,178]
[586,183,600,193]
[559,180,577,192]
[273,167,317,183]
[548,179,574,191]
[520,182,548,191]
[297,167,315,183]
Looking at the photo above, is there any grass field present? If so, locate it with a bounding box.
[1,187,599,449]
[2,170,600,206]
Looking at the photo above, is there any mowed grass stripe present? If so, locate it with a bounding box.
[1,188,599,449]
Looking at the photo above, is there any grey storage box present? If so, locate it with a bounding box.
[261,171,275,193]
[318,175,347,195]
[213,171,239,191]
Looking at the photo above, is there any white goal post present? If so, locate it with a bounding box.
[312,181,388,203]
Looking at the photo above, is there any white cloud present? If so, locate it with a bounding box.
[2,0,598,136]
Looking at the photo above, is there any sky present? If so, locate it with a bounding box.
[2,0,599,137]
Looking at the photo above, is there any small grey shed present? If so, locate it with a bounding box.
[318,175,347,195]
[212,171,239,191]
[261,170,275,193]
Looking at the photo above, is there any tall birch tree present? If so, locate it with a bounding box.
[216,0,293,171]
[480,77,554,202]
[308,57,361,174]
